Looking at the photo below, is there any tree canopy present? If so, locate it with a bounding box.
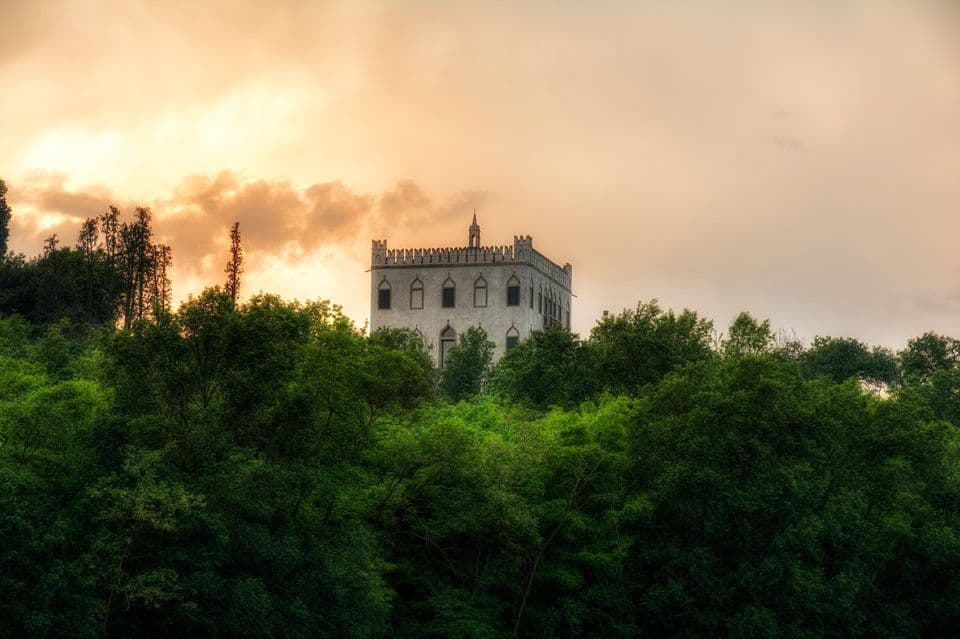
[3,176,960,636]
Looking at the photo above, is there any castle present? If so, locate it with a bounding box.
[370,215,573,367]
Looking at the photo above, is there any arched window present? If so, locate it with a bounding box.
[529,285,534,309]
[474,275,487,307]
[544,290,560,328]
[506,275,520,306]
[506,325,520,351]
[566,302,571,329]
[412,327,424,343]
[410,277,424,309]
[377,279,391,310]
[537,289,543,314]
[442,276,456,308]
[440,325,456,367]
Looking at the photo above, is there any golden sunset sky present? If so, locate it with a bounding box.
[1,0,958,345]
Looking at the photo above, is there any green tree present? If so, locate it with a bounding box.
[0,361,112,637]
[897,367,960,428]
[369,398,636,639]
[0,314,32,359]
[722,311,775,357]
[802,335,899,384]
[35,320,73,378]
[439,326,495,401]
[0,202,166,326]
[899,332,960,382]
[9,265,960,639]
[489,325,596,409]
[368,326,434,394]
[77,217,100,323]
[626,355,960,637]
[97,289,410,636]
[589,300,714,394]
[0,178,10,260]
[225,221,243,305]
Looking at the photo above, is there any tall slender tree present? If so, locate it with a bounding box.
[0,179,11,260]
[225,221,243,305]
[151,243,172,315]
[99,206,121,321]
[116,207,164,328]
[42,234,59,255]
[76,217,99,323]
[132,208,153,322]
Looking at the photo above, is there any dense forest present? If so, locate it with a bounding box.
[3,178,960,637]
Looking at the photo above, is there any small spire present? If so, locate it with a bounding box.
[468,211,481,248]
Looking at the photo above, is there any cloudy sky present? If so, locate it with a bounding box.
[1,0,958,346]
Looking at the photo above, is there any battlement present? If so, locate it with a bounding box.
[379,244,517,265]
[372,234,571,289]
[528,248,573,289]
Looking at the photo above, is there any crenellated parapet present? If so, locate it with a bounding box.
[515,234,571,289]
[372,233,571,288]
[374,244,518,266]
[529,250,572,290]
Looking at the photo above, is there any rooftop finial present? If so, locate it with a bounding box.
[469,210,481,248]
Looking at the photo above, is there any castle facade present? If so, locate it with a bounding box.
[370,215,573,367]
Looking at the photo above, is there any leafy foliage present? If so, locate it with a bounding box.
[589,300,714,394]
[802,335,899,384]
[626,355,960,637]
[899,332,960,382]
[489,325,597,409]
[722,311,775,357]
[4,291,960,636]
[2,184,960,636]
[439,326,495,401]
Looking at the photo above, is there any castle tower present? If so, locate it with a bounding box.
[468,212,481,249]
[370,214,572,368]
[371,239,387,266]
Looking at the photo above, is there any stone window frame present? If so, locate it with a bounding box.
[506,325,520,351]
[473,275,488,308]
[442,275,456,308]
[506,274,521,307]
[378,278,392,310]
[410,277,424,310]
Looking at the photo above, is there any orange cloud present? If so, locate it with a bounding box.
[4,170,493,292]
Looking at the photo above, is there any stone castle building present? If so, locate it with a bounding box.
[370,215,573,367]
